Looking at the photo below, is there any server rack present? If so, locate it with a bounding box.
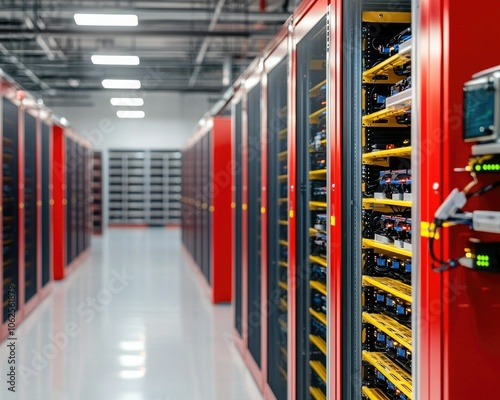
[52,126,92,280]
[181,117,233,304]
[108,150,182,226]
[91,151,104,234]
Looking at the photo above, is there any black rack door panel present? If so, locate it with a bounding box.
[296,17,328,400]
[41,123,51,287]
[234,101,243,337]
[247,83,262,368]
[2,98,19,321]
[24,112,37,303]
[267,57,289,400]
[65,137,72,266]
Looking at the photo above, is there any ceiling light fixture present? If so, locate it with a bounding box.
[74,14,138,26]
[117,110,145,119]
[102,79,141,89]
[92,55,140,66]
[110,98,144,106]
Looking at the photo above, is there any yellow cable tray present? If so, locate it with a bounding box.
[310,280,327,296]
[310,360,327,383]
[362,107,410,127]
[309,79,326,97]
[362,312,412,351]
[278,150,288,160]
[309,308,327,325]
[310,255,327,267]
[362,146,412,163]
[363,52,411,84]
[310,387,326,400]
[309,107,327,124]
[310,334,327,355]
[362,238,412,258]
[310,227,327,236]
[362,351,412,399]
[279,281,288,291]
[310,169,327,180]
[363,198,412,208]
[362,386,391,400]
[362,276,412,303]
[309,201,327,209]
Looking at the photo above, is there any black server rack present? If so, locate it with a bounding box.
[2,98,19,321]
[295,17,328,400]
[266,57,289,400]
[23,112,37,303]
[91,151,103,234]
[41,122,51,287]
[234,100,243,337]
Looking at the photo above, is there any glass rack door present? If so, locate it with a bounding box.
[296,17,328,400]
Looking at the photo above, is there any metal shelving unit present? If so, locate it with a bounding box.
[91,151,103,234]
[108,150,181,226]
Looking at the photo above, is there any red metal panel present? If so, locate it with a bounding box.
[211,117,233,303]
[0,92,4,342]
[328,0,343,398]
[17,107,25,322]
[419,1,500,399]
[52,125,66,280]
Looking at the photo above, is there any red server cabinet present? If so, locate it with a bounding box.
[52,126,91,281]
[181,116,233,304]
[417,1,500,399]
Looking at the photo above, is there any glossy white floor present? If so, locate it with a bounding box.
[0,228,262,400]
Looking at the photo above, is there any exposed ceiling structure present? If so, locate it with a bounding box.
[0,0,295,106]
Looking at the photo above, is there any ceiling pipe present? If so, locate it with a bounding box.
[188,0,226,87]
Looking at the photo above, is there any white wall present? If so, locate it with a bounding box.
[52,91,212,150]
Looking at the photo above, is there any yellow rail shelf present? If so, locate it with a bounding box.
[279,239,289,246]
[362,351,412,399]
[362,276,412,303]
[310,334,327,355]
[278,317,287,330]
[310,169,327,180]
[310,79,326,97]
[279,365,287,380]
[363,52,411,84]
[309,106,327,124]
[278,128,287,139]
[278,219,288,225]
[310,201,327,209]
[310,387,326,400]
[280,298,288,310]
[362,107,410,127]
[363,198,412,208]
[362,238,412,258]
[362,312,412,351]
[362,386,391,400]
[310,308,327,325]
[279,281,288,291]
[310,255,328,267]
[278,174,288,181]
[310,227,327,236]
[278,150,288,160]
[362,146,412,163]
[281,346,287,358]
[310,360,327,383]
[310,280,327,296]
[362,11,412,23]
[278,261,288,268]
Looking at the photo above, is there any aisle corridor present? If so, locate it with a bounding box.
[0,229,262,400]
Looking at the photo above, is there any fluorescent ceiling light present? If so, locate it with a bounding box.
[92,55,140,65]
[102,79,141,89]
[117,110,145,119]
[110,98,144,106]
[74,14,138,26]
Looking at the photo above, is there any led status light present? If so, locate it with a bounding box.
[476,254,490,267]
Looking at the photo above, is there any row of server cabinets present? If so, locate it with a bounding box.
[226,0,500,399]
[181,117,233,304]
[0,76,92,342]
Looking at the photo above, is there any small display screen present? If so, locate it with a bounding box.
[463,84,496,140]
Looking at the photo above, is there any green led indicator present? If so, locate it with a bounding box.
[475,165,482,171]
